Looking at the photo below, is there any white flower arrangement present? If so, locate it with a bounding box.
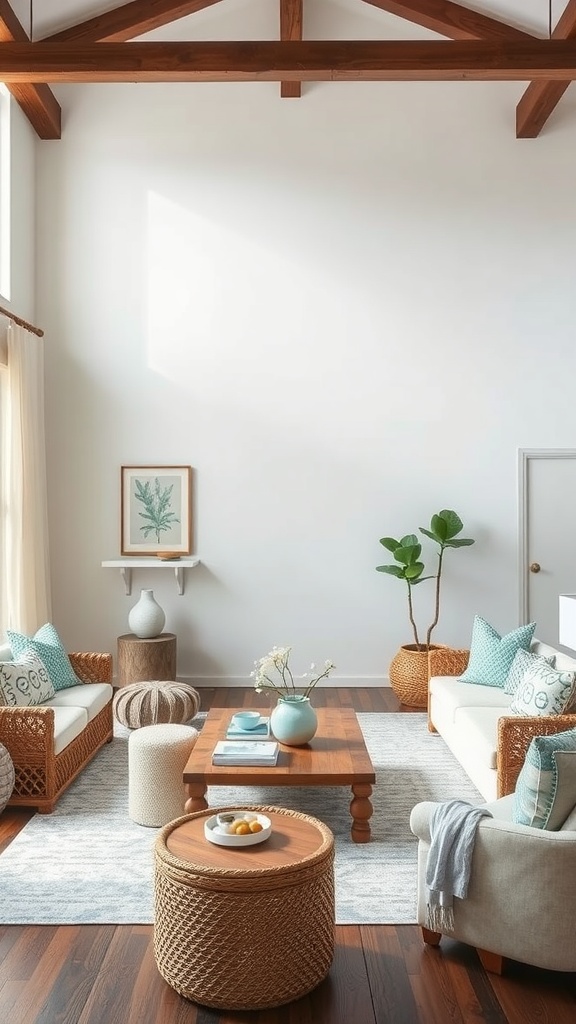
[251,646,335,700]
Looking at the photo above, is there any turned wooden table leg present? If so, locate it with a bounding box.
[184,782,208,813]
[350,784,373,843]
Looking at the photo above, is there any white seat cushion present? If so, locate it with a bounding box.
[429,675,512,725]
[51,706,88,755]
[45,683,112,723]
[453,706,509,770]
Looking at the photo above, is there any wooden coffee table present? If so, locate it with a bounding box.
[182,706,375,843]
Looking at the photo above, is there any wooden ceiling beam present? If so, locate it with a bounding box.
[359,0,535,42]
[280,0,303,98]
[516,0,576,138]
[0,1,60,139]
[44,0,228,43]
[1,40,576,83]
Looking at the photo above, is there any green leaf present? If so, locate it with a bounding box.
[438,509,464,540]
[379,537,400,553]
[399,534,419,548]
[394,543,422,566]
[419,527,435,542]
[404,562,425,580]
[444,537,475,548]
[376,565,405,578]
[430,514,448,542]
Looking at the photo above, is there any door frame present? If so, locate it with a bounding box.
[518,448,576,624]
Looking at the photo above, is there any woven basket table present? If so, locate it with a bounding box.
[0,742,15,813]
[154,806,335,1010]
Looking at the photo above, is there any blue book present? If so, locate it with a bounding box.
[225,716,271,740]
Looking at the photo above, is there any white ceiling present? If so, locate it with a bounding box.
[6,0,571,41]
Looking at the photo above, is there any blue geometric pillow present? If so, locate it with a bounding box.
[7,623,81,692]
[458,616,536,688]
[513,729,576,829]
[509,663,576,717]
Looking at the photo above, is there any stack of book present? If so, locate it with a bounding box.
[212,740,279,766]
[225,716,271,740]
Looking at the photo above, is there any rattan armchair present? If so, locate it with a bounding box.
[0,651,113,813]
[427,647,576,797]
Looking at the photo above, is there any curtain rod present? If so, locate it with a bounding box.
[0,303,44,338]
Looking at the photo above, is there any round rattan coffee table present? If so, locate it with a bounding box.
[154,806,335,1010]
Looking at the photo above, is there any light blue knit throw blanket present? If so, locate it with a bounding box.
[425,799,493,932]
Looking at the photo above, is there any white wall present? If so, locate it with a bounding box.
[35,1,576,684]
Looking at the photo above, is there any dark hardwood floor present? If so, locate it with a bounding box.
[1,687,575,1024]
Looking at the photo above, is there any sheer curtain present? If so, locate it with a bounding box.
[0,322,51,637]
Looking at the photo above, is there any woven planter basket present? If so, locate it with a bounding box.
[388,644,443,708]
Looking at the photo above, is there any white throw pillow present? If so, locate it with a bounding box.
[509,663,576,717]
[504,648,556,696]
[0,651,55,707]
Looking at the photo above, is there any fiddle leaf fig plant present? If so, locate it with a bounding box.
[376,509,475,650]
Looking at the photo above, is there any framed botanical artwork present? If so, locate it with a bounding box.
[121,466,192,556]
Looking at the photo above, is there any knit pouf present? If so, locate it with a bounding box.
[114,680,201,730]
[128,724,199,827]
[0,743,15,813]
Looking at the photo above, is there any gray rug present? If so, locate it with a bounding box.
[0,713,481,926]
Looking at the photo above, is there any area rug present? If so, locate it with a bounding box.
[0,713,481,926]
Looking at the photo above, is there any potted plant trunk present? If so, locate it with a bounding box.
[376,509,475,707]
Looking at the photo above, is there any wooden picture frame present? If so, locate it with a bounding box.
[121,465,192,556]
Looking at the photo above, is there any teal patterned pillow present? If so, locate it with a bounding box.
[513,729,576,829]
[504,648,556,696]
[7,623,81,692]
[458,617,536,688]
[509,663,576,717]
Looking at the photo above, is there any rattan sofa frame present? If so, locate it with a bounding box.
[0,651,113,813]
[427,646,576,798]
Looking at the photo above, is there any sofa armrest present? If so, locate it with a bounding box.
[69,652,113,685]
[497,713,576,797]
[0,704,55,762]
[427,647,470,731]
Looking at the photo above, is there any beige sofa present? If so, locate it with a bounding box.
[0,641,113,813]
[428,641,576,800]
[410,793,576,973]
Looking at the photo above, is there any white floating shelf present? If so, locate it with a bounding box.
[101,557,201,595]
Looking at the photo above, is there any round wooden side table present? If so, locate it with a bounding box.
[154,806,335,1010]
[117,632,177,687]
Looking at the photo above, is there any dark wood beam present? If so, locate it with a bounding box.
[359,0,535,41]
[516,0,576,138]
[1,40,576,83]
[280,0,303,98]
[44,0,228,43]
[0,0,60,139]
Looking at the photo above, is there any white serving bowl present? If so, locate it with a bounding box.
[204,811,272,847]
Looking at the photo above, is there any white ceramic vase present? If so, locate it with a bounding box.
[128,589,166,639]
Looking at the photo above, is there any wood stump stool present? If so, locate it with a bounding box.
[117,633,177,687]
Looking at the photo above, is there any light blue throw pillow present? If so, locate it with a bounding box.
[513,729,576,829]
[7,623,81,692]
[458,617,536,688]
[504,648,556,696]
[509,663,576,717]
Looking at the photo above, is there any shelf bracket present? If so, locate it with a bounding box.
[175,567,184,595]
[119,567,132,596]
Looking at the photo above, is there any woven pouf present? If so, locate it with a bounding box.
[128,724,199,827]
[0,743,15,813]
[114,680,200,729]
[154,806,335,1010]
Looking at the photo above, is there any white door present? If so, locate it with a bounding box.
[519,449,576,650]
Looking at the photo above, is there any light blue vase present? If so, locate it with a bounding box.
[270,695,318,746]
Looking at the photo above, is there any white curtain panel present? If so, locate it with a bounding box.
[0,322,51,636]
